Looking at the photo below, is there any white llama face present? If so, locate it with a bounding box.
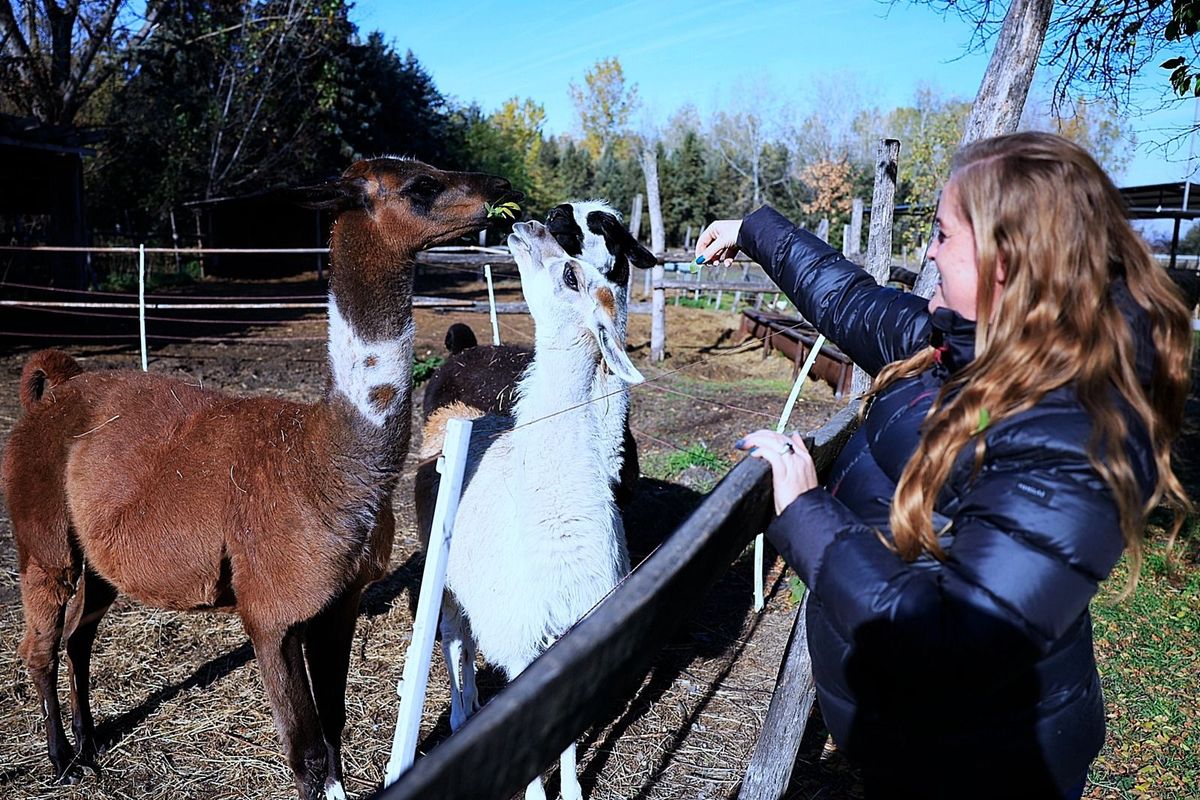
[545,201,658,289]
[507,221,644,385]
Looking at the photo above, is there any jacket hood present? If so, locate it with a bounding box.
[929,307,976,374]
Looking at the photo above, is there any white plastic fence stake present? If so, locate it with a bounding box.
[484,264,501,345]
[138,244,148,371]
[385,418,474,785]
[777,334,826,436]
[753,333,827,612]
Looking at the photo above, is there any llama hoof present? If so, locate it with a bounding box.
[323,777,347,800]
[54,756,100,785]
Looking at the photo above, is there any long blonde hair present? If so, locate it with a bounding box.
[870,132,1193,588]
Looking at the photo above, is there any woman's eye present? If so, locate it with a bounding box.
[562,264,579,291]
[936,231,947,244]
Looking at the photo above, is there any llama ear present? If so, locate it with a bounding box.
[626,239,658,270]
[586,210,658,270]
[291,176,371,213]
[597,327,644,385]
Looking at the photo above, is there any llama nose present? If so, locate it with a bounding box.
[490,177,522,202]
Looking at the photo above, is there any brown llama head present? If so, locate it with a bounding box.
[300,157,519,342]
[299,157,521,253]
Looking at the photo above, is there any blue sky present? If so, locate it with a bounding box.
[351,0,1200,189]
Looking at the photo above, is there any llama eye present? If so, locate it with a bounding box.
[407,177,442,199]
[562,264,579,292]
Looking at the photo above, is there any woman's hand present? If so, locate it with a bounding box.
[695,219,743,265]
[736,430,818,516]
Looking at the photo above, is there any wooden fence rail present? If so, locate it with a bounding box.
[373,403,860,800]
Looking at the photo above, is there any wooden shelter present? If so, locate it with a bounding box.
[0,113,98,286]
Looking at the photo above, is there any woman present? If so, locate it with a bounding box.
[697,132,1193,798]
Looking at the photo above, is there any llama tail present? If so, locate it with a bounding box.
[19,350,83,412]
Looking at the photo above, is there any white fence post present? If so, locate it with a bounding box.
[752,335,826,612]
[138,243,148,371]
[385,418,474,784]
[484,264,501,346]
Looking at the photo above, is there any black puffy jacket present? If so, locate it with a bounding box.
[738,207,1155,798]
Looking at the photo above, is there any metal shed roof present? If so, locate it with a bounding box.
[1119,181,1200,220]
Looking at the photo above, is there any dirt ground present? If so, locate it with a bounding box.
[0,269,858,800]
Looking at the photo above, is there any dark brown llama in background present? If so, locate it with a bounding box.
[1,158,517,800]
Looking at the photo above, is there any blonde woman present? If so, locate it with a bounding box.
[698,132,1193,799]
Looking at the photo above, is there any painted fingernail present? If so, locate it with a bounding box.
[695,255,705,265]
[734,438,745,449]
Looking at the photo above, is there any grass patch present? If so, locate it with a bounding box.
[412,354,445,385]
[641,443,732,492]
[673,290,791,314]
[1088,534,1200,797]
[673,374,798,396]
[101,260,204,292]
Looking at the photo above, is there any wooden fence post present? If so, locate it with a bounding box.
[630,193,644,241]
[851,139,901,397]
[849,198,864,258]
[651,261,666,361]
[737,594,816,800]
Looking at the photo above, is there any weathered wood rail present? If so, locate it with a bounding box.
[737,310,855,397]
[371,403,859,800]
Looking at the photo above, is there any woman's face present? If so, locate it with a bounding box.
[926,182,983,319]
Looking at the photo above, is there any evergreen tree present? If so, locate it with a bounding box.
[338,37,461,167]
[661,130,716,247]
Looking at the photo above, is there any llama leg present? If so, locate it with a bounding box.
[523,773,548,800]
[438,595,478,731]
[559,741,582,800]
[247,622,328,800]
[503,656,549,800]
[18,562,78,782]
[460,628,480,720]
[63,568,118,764]
[303,589,362,800]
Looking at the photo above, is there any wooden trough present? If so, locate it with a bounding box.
[738,310,854,398]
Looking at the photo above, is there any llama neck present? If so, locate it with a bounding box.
[512,336,600,449]
[325,296,414,430]
[591,369,629,478]
[320,227,417,465]
[592,301,631,482]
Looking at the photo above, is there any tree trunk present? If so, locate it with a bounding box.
[852,139,901,397]
[639,146,666,254]
[913,0,1053,299]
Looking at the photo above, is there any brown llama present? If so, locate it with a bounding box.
[0,157,517,799]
